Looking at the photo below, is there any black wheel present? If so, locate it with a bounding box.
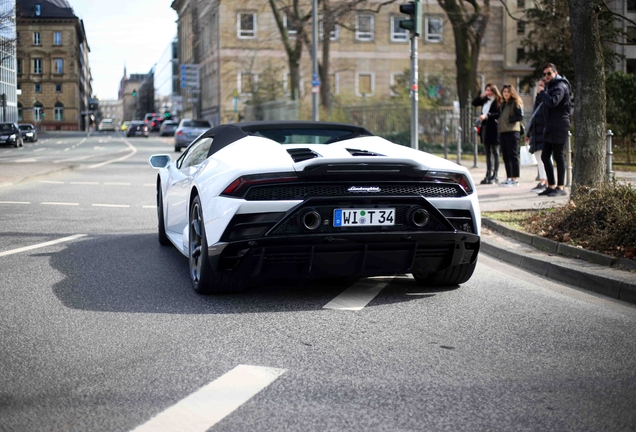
[189,195,247,294]
[157,186,170,246]
[412,261,477,287]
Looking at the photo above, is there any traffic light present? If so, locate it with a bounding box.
[132,89,137,97]
[399,0,422,37]
[163,111,171,119]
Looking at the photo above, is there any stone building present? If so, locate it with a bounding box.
[0,0,18,123]
[118,69,145,121]
[97,99,122,126]
[16,0,91,130]
[171,0,507,125]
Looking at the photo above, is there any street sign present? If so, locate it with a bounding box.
[180,63,200,89]
[187,97,199,103]
[173,96,183,111]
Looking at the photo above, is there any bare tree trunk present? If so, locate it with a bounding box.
[568,0,606,189]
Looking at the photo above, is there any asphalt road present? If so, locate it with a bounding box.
[1,132,635,432]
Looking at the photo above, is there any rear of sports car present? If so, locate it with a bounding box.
[205,140,480,288]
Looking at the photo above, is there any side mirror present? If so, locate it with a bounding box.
[149,154,172,169]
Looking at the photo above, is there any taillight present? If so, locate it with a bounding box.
[151,122,156,127]
[177,131,184,136]
[423,171,474,195]
[222,172,298,197]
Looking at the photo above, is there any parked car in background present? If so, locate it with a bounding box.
[126,121,148,138]
[159,120,178,136]
[98,119,116,132]
[0,123,23,147]
[18,123,38,142]
[121,121,130,132]
[149,116,164,132]
[174,119,211,151]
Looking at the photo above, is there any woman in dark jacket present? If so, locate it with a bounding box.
[526,87,548,193]
[472,83,503,184]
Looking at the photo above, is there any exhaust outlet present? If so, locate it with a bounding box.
[409,207,430,228]
[300,210,321,230]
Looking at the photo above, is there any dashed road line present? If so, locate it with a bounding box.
[143,183,155,187]
[15,158,37,163]
[142,205,156,209]
[33,148,47,153]
[92,203,130,208]
[0,201,30,204]
[40,180,65,184]
[131,365,286,432]
[89,137,137,169]
[0,234,86,258]
[41,202,80,206]
[323,278,392,310]
[0,183,13,188]
[103,182,131,186]
[70,181,99,185]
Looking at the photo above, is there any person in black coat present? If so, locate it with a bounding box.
[526,87,548,193]
[536,63,571,197]
[472,83,503,184]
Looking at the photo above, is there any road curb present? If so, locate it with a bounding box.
[481,218,636,305]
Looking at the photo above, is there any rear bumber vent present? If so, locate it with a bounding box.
[346,148,385,157]
[287,148,320,162]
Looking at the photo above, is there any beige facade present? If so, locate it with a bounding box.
[172,0,508,124]
[502,0,535,110]
[98,99,123,126]
[16,1,91,131]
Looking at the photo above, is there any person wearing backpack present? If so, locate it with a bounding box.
[537,63,571,197]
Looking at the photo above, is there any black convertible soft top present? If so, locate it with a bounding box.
[201,121,373,158]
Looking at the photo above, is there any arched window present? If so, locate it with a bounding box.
[17,103,22,122]
[54,102,64,121]
[33,102,43,121]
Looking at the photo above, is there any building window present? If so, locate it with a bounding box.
[54,32,62,45]
[237,13,256,38]
[17,59,21,75]
[33,103,43,121]
[356,15,374,41]
[391,16,408,42]
[390,73,405,96]
[626,26,636,45]
[55,83,62,93]
[516,77,531,95]
[425,17,443,42]
[18,104,23,122]
[54,103,64,121]
[35,4,41,15]
[33,32,41,45]
[517,21,525,35]
[283,73,304,96]
[517,47,525,63]
[283,14,297,38]
[53,59,63,74]
[34,83,41,93]
[238,72,256,95]
[517,0,525,7]
[630,0,636,11]
[319,20,339,41]
[33,58,42,74]
[356,73,374,96]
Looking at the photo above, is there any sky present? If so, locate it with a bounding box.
[71,0,178,101]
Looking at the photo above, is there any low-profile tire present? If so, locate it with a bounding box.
[412,261,477,287]
[189,195,246,294]
[157,187,170,246]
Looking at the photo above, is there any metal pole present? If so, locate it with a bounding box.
[606,129,614,182]
[410,31,418,150]
[473,127,479,168]
[566,131,573,187]
[443,126,449,159]
[311,0,319,121]
[456,126,462,165]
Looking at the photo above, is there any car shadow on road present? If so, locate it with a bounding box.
[47,233,432,314]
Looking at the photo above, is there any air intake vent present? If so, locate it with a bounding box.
[346,148,384,157]
[287,148,320,162]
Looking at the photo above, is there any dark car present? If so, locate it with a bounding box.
[0,123,23,147]
[148,116,164,132]
[159,120,178,136]
[126,121,148,138]
[18,123,38,142]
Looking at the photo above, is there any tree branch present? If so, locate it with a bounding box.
[499,0,521,21]
[600,0,636,27]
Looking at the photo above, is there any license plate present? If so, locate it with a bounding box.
[334,208,395,227]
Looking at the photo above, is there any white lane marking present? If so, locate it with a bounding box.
[143,183,155,187]
[33,148,47,153]
[0,234,86,258]
[142,205,156,209]
[55,140,63,144]
[15,158,37,163]
[131,365,286,432]
[0,201,30,204]
[40,180,64,184]
[41,202,79,206]
[92,203,130,208]
[0,182,13,188]
[54,148,129,163]
[103,182,131,186]
[323,278,392,310]
[70,181,99,185]
[89,137,137,169]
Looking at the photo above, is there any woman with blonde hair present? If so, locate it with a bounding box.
[498,85,524,186]
[472,83,503,184]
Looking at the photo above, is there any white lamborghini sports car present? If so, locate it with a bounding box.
[149,121,481,294]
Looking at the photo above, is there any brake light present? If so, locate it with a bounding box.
[177,131,184,136]
[151,122,156,127]
[222,172,298,197]
[423,171,474,194]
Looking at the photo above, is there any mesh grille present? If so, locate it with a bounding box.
[244,183,462,201]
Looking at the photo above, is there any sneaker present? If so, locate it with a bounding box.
[538,187,554,196]
[510,180,519,187]
[547,188,567,197]
[480,177,489,185]
[530,183,547,193]
[499,179,513,187]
